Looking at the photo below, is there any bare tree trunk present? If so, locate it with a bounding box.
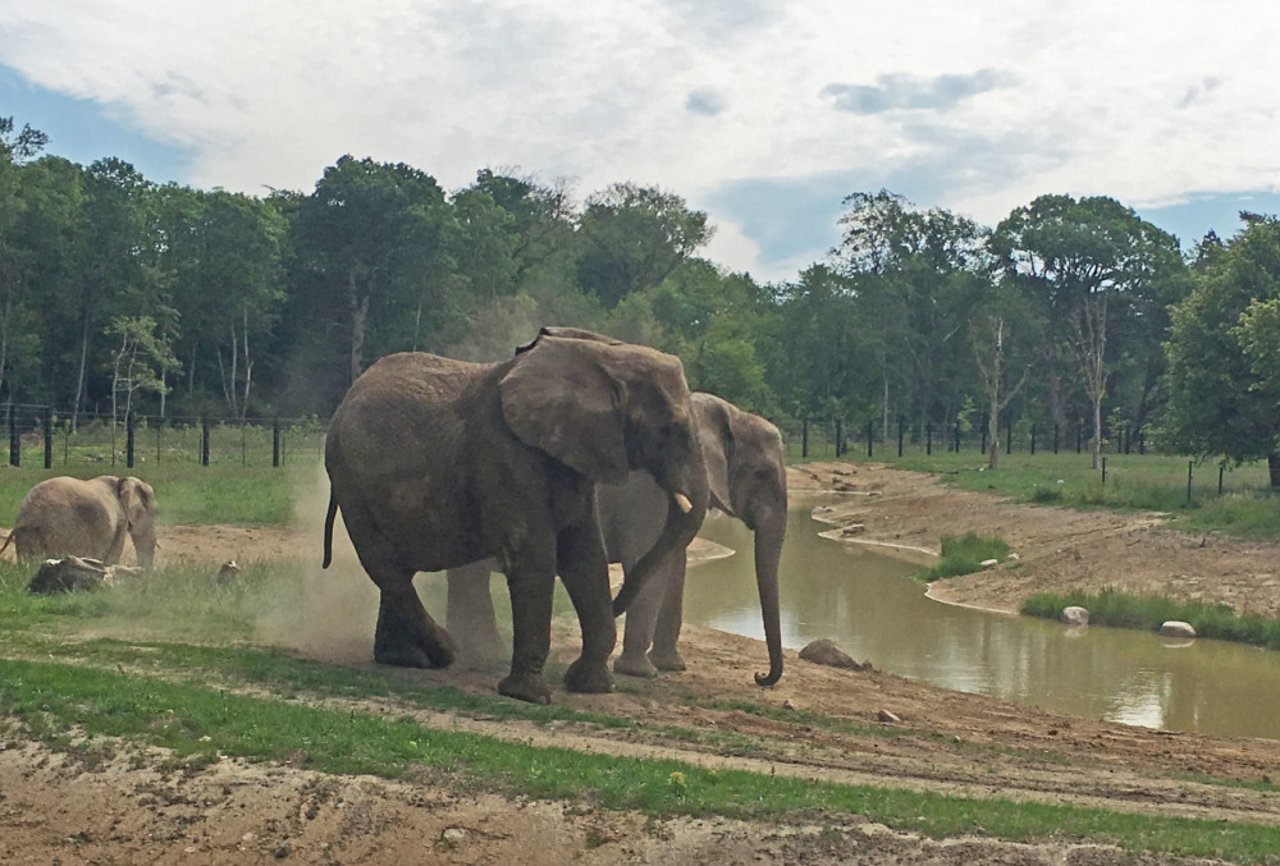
[240,307,253,419]
[349,269,369,384]
[73,309,90,432]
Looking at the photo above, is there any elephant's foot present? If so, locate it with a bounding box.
[498,672,552,704]
[612,651,658,679]
[565,657,615,693]
[648,649,687,672]
[374,627,458,670]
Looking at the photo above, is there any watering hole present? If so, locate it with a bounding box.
[683,498,1280,740]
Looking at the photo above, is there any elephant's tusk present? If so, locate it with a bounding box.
[673,492,693,514]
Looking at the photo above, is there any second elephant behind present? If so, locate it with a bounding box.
[447,392,786,686]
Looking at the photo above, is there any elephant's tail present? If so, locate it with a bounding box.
[0,529,12,557]
[322,491,337,569]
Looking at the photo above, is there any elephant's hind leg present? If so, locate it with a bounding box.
[373,570,457,669]
[446,561,508,668]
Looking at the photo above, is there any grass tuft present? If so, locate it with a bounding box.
[919,533,1010,582]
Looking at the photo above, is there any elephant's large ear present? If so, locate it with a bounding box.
[692,394,734,513]
[119,477,155,528]
[500,338,630,484]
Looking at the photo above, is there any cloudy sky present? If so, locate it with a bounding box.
[4,0,1280,281]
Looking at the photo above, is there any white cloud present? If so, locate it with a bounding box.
[3,0,1280,277]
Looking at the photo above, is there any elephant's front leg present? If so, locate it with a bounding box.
[557,521,617,693]
[648,553,688,671]
[613,560,669,678]
[499,550,557,704]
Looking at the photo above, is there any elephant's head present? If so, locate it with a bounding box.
[501,328,709,613]
[115,476,157,569]
[693,393,787,686]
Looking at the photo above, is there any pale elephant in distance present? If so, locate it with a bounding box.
[447,391,787,687]
[322,327,709,704]
[1,475,158,569]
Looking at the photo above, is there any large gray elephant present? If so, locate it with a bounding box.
[447,392,786,687]
[1,475,158,569]
[322,327,709,704]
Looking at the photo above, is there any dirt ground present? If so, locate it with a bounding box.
[5,462,1280,865]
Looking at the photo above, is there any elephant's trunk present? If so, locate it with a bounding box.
[751,508,786,686]
[612,473,708,617]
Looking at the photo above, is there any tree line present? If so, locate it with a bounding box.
[3,117,1279,478]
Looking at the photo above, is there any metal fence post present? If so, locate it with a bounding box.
[1218,463,1225,497]
[273,417,282,467]
[834,418,843,458]
[1187,460,1193,505]
[953,420,960,453]
[201,417,210,466]
[126,412,135,468]
[1005,418,1012,455]
[44,406,53,469]
[926,422,932,455]
[801,419,808,459]
[897,417,904,457]
[866,421,873,458]
[980,416,988,455]
[8,403,18,467]
[1030,424,1036,455]
[1053,423,1059,454]
[1102,456,1107,485]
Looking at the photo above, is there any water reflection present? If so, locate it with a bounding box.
[683,501,1280,739]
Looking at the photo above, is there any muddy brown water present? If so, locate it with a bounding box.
[682,500,1280,740]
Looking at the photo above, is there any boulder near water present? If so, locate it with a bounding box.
[1060,606,1090,626]
[1159,620,1197,639]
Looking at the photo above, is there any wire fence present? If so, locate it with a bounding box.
[3,404,327,469]
[778,416,1148,462]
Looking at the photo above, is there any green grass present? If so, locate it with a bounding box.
[4,658,1280,863]
[789,445,1280,541]
[1022,588,1280,650]
[918,532,1010,581]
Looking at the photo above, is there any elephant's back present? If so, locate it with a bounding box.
[327,352,502,479]
[336,353,492,418]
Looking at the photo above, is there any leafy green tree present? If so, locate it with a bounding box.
[1165,217,1280,486]
[831,191,992,436]
[103,314,179,424]
[293,156,450,384]
[576,182,712,307]
[991,195,1183,468]
[71,158,161,424]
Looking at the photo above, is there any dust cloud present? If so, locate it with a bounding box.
[252,463,379,664]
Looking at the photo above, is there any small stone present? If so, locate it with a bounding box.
[1159,620,1197,639]
[1060,606,1090,627]
[442,828,467,847]
[840,523,866,536]
[877,709,901,724]
[241,832,256,843]
[980,558,999,569]
[274,840,292,859]
[782,699,799,711]
[1008,552,1020,561]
